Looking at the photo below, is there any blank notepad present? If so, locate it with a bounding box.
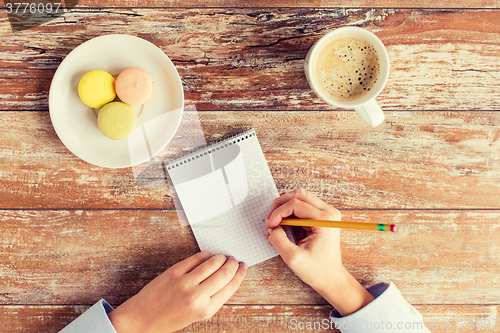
[166,129,282,266]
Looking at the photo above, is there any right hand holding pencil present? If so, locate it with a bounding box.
[264,188,374,316]
[264,188,343,290]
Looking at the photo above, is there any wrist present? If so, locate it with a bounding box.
[108,298,153,333]
[108,305,134,333]
[315,267,375,317]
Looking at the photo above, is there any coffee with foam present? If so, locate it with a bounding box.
[312,37,380,102]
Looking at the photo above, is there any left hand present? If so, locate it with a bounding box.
[108,251,247,333]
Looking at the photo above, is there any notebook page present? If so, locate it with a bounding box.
[167,129,281,266]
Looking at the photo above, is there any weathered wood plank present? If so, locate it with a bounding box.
[1,304,500,333]
[63,0,500,9]
[1,9,500,110]
[1,111,500,209]
[2,209,499,305]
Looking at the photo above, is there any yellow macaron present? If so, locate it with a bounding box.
[97,102,137,140]
[78,70,116,109]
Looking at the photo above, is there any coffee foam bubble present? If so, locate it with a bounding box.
[313,37,380,102]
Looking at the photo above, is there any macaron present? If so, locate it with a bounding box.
[115,67,154,105]
[78,70,116,109]
[97,102,137,140]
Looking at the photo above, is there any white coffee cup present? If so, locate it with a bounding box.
[305,27,390,127]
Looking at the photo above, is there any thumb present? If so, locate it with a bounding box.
[268,226,298,264]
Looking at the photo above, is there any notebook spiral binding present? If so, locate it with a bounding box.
[166,128,256,170]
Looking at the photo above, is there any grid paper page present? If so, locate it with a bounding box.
[167,129,281,266]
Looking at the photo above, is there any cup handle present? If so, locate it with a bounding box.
[354,99,385,127]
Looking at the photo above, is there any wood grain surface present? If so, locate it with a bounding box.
[2,0,500,11]
[1,1,500,332]
[2,304,500,333]
[1,8,500,111]
[60,0,500,8]
[2,209,499,306]
[1,111,500,209]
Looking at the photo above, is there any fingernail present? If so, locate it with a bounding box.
[240,262,248,269]
[265,230,270,239]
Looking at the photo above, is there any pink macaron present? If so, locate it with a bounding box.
[115,67,154,105]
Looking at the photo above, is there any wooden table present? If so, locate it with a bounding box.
[1,1,500,332]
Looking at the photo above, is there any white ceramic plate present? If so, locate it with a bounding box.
[49,34,184,168]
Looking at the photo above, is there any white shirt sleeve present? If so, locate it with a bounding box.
[330,282,430,333]
[59,299,117,333]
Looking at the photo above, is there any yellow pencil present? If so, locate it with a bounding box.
[279,219,397,232]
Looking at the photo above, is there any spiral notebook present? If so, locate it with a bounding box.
[166,129,286,266]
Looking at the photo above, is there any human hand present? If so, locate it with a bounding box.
[108,251,247,333]
[265,188,374,316]
[264,188,343,291]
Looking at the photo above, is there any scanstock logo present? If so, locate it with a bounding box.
[3,0,80,32]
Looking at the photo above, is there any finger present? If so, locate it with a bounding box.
[265,197,329,229]
[266,190,299,219]
[266,188,330,218]
[268,226,299,265]
[209,261,248,306]
[199,256,240,295]
[188,253,228,283]
[170,251,213,275]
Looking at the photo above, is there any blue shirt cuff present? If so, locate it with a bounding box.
[330,281,430,333]
[59,299,117,333]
